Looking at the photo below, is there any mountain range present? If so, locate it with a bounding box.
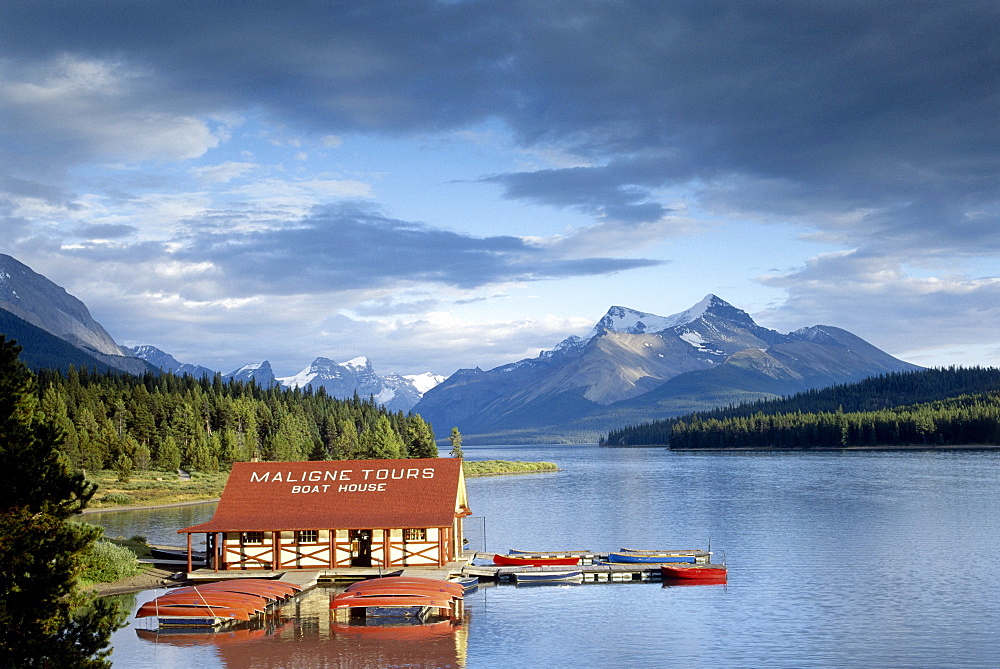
[412,295,922,442]
[0,253,921,439]
[0,254,441,411]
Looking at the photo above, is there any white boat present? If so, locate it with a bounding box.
[513,570,584,584]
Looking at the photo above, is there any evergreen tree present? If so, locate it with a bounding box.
[367,415,405,459]
[0,337,124,668]
[156,435,182,472]
[405,415,438,458]
[448,426,464,459]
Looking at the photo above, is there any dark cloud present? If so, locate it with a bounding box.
[4,1,1000,255]
[171,203,661,296]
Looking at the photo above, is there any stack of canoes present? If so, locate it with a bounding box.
[135,579,301,629]
[329,576,465,623]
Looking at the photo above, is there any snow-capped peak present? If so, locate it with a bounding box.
[343,356,371,370]
[659,294,719,329]
[585,295,727,340]
[403,372,446,395]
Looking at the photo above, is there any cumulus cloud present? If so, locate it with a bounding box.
[0,56,222,175]
[757,250,1000,361]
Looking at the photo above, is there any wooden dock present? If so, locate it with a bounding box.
[459,550,711,583]
[175,549,712,588]
[465,562,665,583]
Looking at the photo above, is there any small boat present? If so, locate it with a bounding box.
[513,570,584,584]
[508,549,591,556]
[493,553,581,567]
[345,576,464,598]
[659,563,728,580]
[606,552,697,564]
[150,546,207,560]
[149,547,207,566]
[139,593,269,614]
[448,576,479,591]
[191,579,300,600]
[620,548,707,557]
[136,603,253,627]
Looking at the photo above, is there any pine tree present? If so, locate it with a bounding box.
[0,337,124,668]
[405,415,438,458]
[448,426,464,459]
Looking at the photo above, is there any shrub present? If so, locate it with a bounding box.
[79,540,140,584]
[101,492,133,506]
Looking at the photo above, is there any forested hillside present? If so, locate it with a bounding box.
[603,366,1000,448]
[34,366,438,474]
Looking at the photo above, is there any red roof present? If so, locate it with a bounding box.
[179,458,469,534]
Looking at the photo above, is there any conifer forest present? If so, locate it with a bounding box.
[33,367,440,475]
[603,367,1000,449]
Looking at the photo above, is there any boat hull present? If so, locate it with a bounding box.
[607,552,696,564]
[493,553,581,566]
[659,564,728,580]
[513,570,584,584]
[448,576,479,591]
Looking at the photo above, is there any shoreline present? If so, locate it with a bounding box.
[668,443,1000,452]
[87,567,184,597]
[80,498,220,515]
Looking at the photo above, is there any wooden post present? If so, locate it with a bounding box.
[438,527,445,566]
[186,533,193,573]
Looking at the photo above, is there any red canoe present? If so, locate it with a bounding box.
[136,603,253,623]
[345,576,464,598]
[659,563,728,580]
[493,553,581,567]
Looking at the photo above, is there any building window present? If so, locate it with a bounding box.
[242,531,264,544]
[296,530,318,544]
[403,528,427,541]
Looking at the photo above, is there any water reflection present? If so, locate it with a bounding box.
[132,586,468,669]
[83,502,217,549]
[101,446,1000,668]
[661,577,729,587]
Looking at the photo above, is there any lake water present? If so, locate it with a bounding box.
[93,444,1000,668]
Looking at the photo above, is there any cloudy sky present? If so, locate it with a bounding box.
[3,1,1000,377]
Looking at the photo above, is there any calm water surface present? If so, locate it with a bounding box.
[96,445,1000,668]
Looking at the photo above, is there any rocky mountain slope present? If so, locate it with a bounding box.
[277,357,444,413]
[0,254,154,375]
[413,295,922,440]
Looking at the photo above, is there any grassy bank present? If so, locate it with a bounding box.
[462,460,558,476]
[84,470,228,509]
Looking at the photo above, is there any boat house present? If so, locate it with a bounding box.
[178,458,471,572]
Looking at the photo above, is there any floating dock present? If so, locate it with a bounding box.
[463,550,712,583]
[176,549,713,588]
